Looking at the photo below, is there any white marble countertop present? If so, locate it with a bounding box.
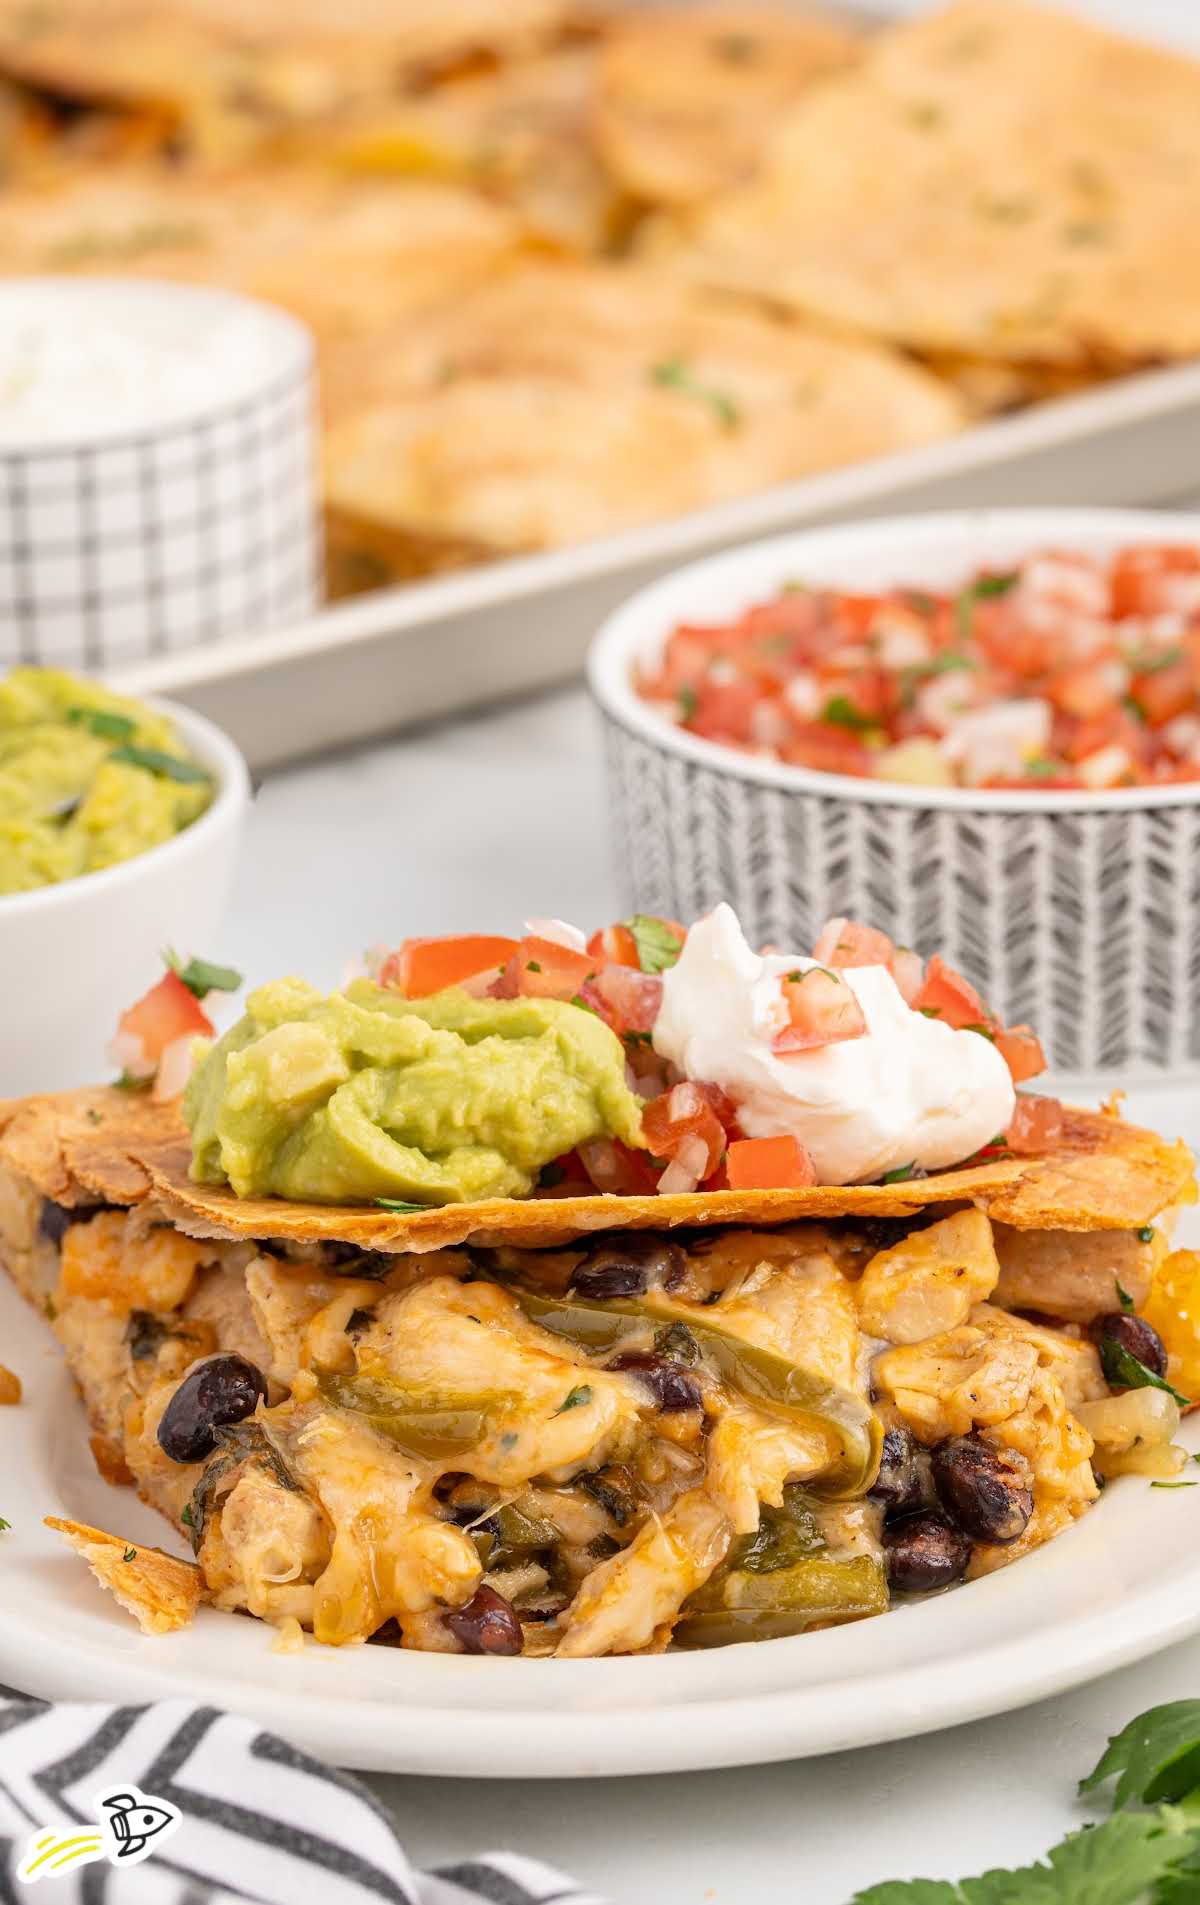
[220,682,1200,1903]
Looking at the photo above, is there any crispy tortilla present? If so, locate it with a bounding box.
[45,1516,203,1634]
[3,1086,1192,1252]
[594,2,860,209]
[322,258,964,560]
[647,0,1200,366]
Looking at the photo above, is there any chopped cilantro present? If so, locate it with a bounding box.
[114,1071,152,1092]
[625,915,684,974]
[962,1021,997,1041]
[1024,757,1060,778]
[954,568,1019,637]
[85,1108,102,1125]
[554,1385,592,1415]
[649,357,740,430]
[0,1517,9,1533]
[1139,647,1186,675]
[1151,1480,1198,1490]
[623,1029,653,1048]
[164,949,242,999]
[918,1006,941,1019]
[122,1546,137,1562]
[1139,1226,1157,1244]
[678,684,698,721]
[821,694,878,734]
[570,991,600,1015]
[375,1198,426,1213]
[179,1503,194,1528]
[1116,1280,1136,1312]
[881,1163,917,1184]
[110,743,210,784]
[66,705,136,741]
[1099,1336,1191,1408]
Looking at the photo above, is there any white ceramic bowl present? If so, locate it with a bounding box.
[588,507,1200,1077]
[0,699,250,1096]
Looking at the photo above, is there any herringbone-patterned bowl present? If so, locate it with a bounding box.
[589,509,1200,1075]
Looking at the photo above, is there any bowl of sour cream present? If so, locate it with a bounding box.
[0,278,319,669]
[588,507,1200,1076]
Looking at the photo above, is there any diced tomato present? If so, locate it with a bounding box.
[1112,545,1200,618]
[1005,1095,1067,1153]
[642,1082,725,1181]
[112,970,213,1073]
[502,935,596,1000]
[911,954,993,1031]
[782,725,872,778]
[726,1135,818,1191]
[690,1079,741,1134]
[587,923,639,968]
[591,963,663,1035]
[577,1138,661,1195]
[831,593,885,640]
[774,967,867,1053]
[811,917,896,969]
[891,946,926,1005]
[993,1024,1047,1084]
[1046,663,1121,722]
[688,677,761,744]
[1129,657,1196,729]
[380,935,519,997]
[1059,706,1147,767]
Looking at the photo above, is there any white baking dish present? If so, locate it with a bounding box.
[108,361,1200,771]
[588,507,1200,1077]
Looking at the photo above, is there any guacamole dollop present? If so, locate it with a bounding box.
[185,977,646,1206]
[0,667,212,895]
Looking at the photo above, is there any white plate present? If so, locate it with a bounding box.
[3,1081,1199,1778]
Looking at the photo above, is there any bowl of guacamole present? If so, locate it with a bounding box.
[1,667,250,1095]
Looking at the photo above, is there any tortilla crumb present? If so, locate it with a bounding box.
[0,1365,20,1405]
[45,1516,204,1635]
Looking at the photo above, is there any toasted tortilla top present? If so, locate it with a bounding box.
[1,1086,1193,1251]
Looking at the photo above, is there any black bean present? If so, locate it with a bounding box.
[883,1511,971,1594]
[607,1350,701,1413]
[1091,1311,1168,1381]
[39,1199,107,1246]
[156,1354,268,1465]
[931,1434,1033,1545]
[444,1585,523,1656]
[570,1234,686,1300]
[869,1426,926,1517]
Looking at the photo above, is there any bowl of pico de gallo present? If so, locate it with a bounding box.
[588,508,1200,1076]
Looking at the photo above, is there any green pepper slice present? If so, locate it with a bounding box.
[511,1286,881,1497]
[674,1554,888,1648]
[319,1372,497,1460]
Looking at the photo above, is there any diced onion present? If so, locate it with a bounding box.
[524,917,586,952]
[657,1158,701,1195]
[106,1028,154,1080]
[152,1034,198,1103]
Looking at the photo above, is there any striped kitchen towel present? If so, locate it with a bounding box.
[0,1692,611,1904]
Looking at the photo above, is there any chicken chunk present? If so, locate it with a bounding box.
[856,1209,1000,1345]
[204,1465,330,1626]
[991,1223,1159,1324]
[704,1401,840,1534]
[556,1489,731,1658]
[872,1324,1039,1443]
[706,1248,863,1395]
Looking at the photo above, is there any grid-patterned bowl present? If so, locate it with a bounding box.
[588,508,1200,1077]
[0,280,319,669]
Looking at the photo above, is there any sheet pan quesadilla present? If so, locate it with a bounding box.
[3,905,1197,1659]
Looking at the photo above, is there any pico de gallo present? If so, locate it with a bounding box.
[636,545,1200,790]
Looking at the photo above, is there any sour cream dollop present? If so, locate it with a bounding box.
[652,904,1014,1186]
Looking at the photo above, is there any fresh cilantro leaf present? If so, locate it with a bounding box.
[822,694,879,734]
[110,743,210,784]
[1151,1481,1198,1490]
[122,1546,137,1562]
[375,1198,427,1213]
[554,1385,592,1415]
[114,1070,152,1092]
[1117,1281,1136,1312]
[678,684,698,721]
[963,1022,997,1041]
[625,915,684,974]
[1138,648,1186,676]
[67,705,136,740]
[649,357,740,429]
[179,1503,194,1528]
[0,1517,10,1533]
[623,1029,653,1048]
[1099,1337,1191,1408]
[1080,1702,1200,1809]
[918,1006,942,1019]
[1139,1228,1157,1244]
[852,1882,960,1903]
[955,569,1019,637]
[959,1810,1194,1905]
[882,1163,917,1184]
[164,949,242,999]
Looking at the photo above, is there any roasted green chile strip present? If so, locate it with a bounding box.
[675,1554,888,1647]
[511,1286,881,1497]
[319,1373,498,1461]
